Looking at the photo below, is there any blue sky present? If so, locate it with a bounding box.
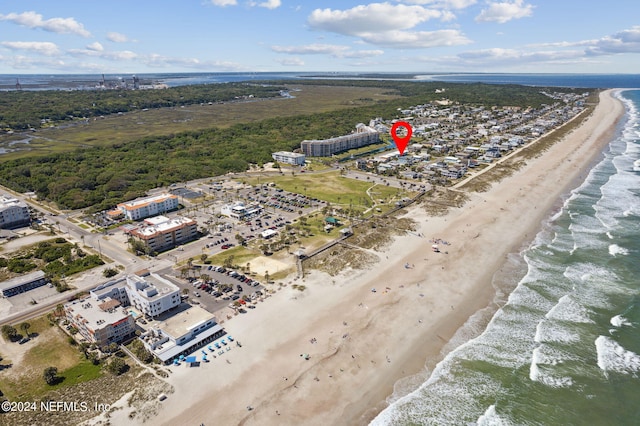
[0,1,638,74]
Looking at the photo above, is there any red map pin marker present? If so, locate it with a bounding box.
[390,121,412,156]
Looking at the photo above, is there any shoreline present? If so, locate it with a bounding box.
[100,89,625,426]
[365,88,626,424]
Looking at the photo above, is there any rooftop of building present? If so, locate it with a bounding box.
[0,195,28,209]
[272,151,305,157]
[157,304,216,339]
[116,193,178,211]
[133,216,196,237]
[65,296,130,331]
[0,270,46,291]
[127,273,179,301]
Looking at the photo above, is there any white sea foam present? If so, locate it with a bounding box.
[534,319,580,344]
[610,315,632,327]
[545,295,594,324]
[530,345,574,388]
[595,336,640,377]
[477,404,514,426]
[609,244,629,256]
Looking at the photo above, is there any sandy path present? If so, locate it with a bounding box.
[108,90,623,426]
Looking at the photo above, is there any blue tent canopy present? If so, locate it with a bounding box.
[185,356,197,363]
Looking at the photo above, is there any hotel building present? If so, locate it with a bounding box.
[128,215,198,252]
[271,151,306,166]
[0,195,30,229]
[64,297,136,347]
[117,193,179,221]
[90,272,181,319]
[300,124,380,157]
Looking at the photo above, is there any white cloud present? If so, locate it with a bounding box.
[307,3,468,49]
[398,0,477,9]
[249,0,282,9]
[275,57,305,66]
[341,49,385,58]
[358,29,470,48]
[209,0,238,6]
[143,53,246,71]
[1,41,60,56]
[86,42,104,51]
[475,0,533,24]
[68,48,137,61]
[272,44,348,55]
[586,26,640,55]
[0,11,91,37]
[271,43,384,58]
[309,3,453,35]
[211,0,281,8]
[106,32,130,43]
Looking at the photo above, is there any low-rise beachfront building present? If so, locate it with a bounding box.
[301,123,380,157]
[139,305,225,364]
[220,202,262,221]
[0,270,47,298]
[90,272,181,319]
[116,193,179,221]
[64,297,136,348]
[0,195,30,229]
[271,151,306,166]
[127,215,198,253]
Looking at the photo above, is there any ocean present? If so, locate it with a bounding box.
[2,72,639,91]
[371,89,640,425]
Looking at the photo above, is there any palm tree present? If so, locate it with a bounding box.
[19,322,31,338]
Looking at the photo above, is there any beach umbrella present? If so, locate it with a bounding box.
[227,335,234,341]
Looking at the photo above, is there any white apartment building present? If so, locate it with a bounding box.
[64,297,136,347]
[271,151,306,166]
[300,123,380,157]
[117,193,179,220]
[125,274,181,318]
[128,215,198,252]
[90,272,181,319]
[0,195,30,229]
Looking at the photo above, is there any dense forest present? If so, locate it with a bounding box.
[0,82,285,130]
[0,81,584,211]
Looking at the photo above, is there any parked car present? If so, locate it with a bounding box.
[237,285,243,292]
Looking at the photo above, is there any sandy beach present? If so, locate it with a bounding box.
[104,90,624,426]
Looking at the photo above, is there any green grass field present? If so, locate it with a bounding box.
[241,170,408,211]
[0,317,103,400]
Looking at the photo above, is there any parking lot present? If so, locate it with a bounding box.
[169,265,267,314]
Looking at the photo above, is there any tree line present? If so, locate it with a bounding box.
[0,82,285,130]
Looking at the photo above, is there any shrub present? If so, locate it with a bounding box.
[107,357,128,375]
[43,366,60,385]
